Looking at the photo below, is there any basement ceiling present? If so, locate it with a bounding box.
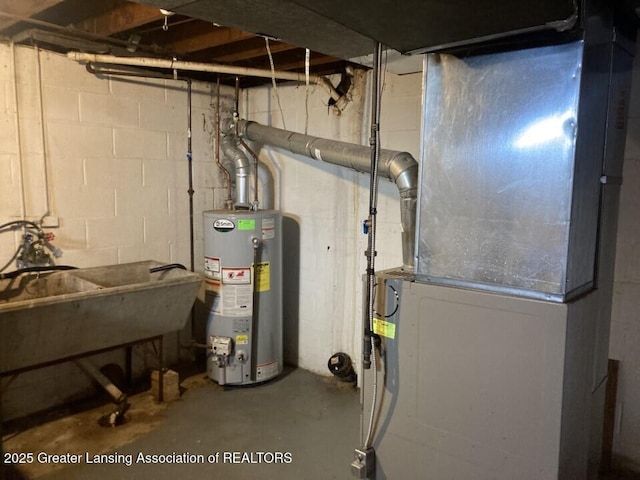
[0,0,357,88]
[1,0,639,88]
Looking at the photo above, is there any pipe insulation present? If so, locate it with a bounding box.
[237,120,418,270]
[66,52,343,104]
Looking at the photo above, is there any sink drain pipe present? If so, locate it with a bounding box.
[75,358,129,426]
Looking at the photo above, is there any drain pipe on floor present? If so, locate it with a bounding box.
[74,359,129,426]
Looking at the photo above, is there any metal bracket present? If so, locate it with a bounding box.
[351,447,375,479]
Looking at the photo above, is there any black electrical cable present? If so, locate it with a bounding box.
[373,283,399,319]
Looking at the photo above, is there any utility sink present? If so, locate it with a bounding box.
[0,273,102,303]
[0,261,202,375]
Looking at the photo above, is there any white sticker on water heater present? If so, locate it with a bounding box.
[262,218,275,240]
[204,256,221,279]
[256,360,279,380]
[221,284,253,316]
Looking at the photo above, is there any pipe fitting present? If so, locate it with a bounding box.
[328,352,357,383]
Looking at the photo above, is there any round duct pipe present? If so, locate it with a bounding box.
[236,120,418,270]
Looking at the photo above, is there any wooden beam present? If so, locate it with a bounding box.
[236,51,344,72]
[145,23,255,54]
[217,39,297,63]
[188,37,297,63]
[0,0,63,31]
[73,1,164,35]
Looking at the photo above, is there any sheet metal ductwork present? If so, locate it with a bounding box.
[360,2,637,478]
[236,119,418,270]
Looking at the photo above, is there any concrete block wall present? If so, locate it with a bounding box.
[0,44,234,420]
[242,69,422,373]
[609,44,640,470]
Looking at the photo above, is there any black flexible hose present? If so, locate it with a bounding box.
[149,263,187,274]
[1,263,187,280]
[0,220,40,231]
[0,265,77,280]
[0,245,23,274]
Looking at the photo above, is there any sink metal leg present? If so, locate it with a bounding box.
[158,336,164,403]
[125,347,132,387]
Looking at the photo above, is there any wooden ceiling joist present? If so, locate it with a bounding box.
[2,0,356,88]
[146,23,255,54]
[0,0,63,31]
[73,1,164,35]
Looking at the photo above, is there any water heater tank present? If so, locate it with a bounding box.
[203,209,283,385]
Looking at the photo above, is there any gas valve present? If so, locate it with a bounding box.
[210,336,233,358]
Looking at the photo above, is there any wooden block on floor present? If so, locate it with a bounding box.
[151,369,180,402]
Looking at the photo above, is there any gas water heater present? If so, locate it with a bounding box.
[203,209,283,385]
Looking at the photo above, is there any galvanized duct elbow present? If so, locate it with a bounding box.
[237,120,418,270]
[220,134,251,208]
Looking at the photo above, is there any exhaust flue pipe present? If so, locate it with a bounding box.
[236,120,417,270]
[220,134,251,208]
[220,132,275,210]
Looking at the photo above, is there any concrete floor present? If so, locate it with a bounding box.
[3,366,639,480]
[3,367,360,480]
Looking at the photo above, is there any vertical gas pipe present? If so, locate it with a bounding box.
[353,41,383,480]
[187,79,194,272]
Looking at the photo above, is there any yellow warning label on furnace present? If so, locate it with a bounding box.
[373,317,396,339]
[236,334,249,345]
[253,262,270,292]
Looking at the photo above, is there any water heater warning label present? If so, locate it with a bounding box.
[206,280,252,316]
[253,262,270,292]
[204,257,221,279]
[256,361,279,380]
[262,218,275,239]
[222,284,252,316]
[222,267,251,284]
